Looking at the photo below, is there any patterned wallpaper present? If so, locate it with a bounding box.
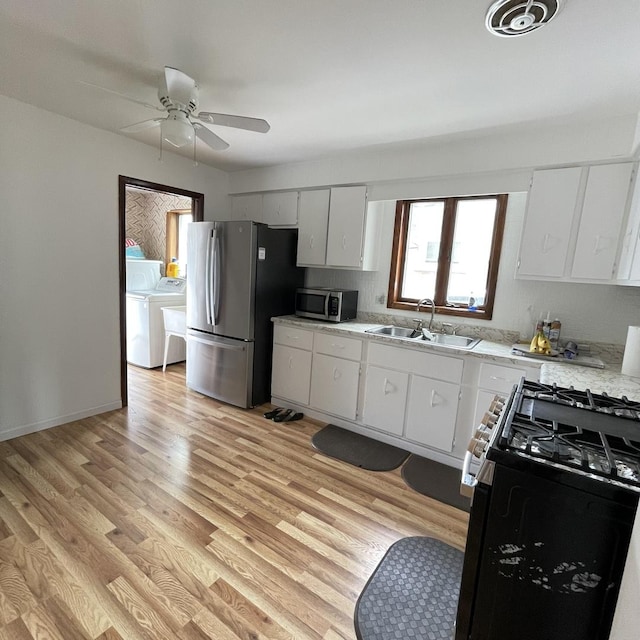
[125,188,192,264]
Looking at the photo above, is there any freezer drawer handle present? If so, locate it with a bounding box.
[189,334,247,352]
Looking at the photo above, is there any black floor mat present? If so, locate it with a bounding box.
[402,454,470,512]
[311,424,409,471]
[355,536,464,640]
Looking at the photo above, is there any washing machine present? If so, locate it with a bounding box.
[125,260,187,368]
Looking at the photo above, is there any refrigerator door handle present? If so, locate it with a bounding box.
[205,231,214,325]
[212,229,221,324]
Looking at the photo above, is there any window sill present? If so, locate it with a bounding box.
[387,301,492,320]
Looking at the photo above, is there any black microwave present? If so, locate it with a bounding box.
[295,288,358,323]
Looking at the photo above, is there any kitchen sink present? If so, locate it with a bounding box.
[365,325,418,338]
[415,333,481,349]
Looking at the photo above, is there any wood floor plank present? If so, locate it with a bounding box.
[0,364,468,639]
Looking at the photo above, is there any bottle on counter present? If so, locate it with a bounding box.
[542,311,551,339]
[166,257,179,278]
[549,318,561,351]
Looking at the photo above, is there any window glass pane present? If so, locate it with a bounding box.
[178,213,193,275]
[446,199,496,307]
[401,201,445,299]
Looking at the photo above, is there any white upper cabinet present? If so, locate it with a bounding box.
[571,163,634,280]
[297,189,330,265]
[616,168,640,284]
[262,191,299,227]
[231,194,263,222]
[297,185,381,270]
[517,167,582,278]
[517,163,634,283]
[326,186,368,268]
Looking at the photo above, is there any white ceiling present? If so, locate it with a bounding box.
[1,0,639,173]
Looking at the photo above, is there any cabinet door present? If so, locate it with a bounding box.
[231,195,262,222]
[617,170,640,281]
[262,191,299,227]
[517,168,582,278]
[271,345,312,405]
[362,366,408,436]
[326,186,367,268]
[310,354,360,420]
[297,189,330,266]
[405,376,459,452]
[571,163,633,280]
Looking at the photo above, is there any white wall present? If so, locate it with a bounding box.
[0,94,230,439]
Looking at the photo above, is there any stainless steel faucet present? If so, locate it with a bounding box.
[416,298,435,331]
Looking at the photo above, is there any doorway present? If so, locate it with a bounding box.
[118,176,204,406]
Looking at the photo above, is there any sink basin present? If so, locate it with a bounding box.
[365,325,418,338]
[415,334,481,349]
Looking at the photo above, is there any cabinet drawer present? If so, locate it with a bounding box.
[478,362,527,394]
[314,332,362,361]
[273,325,314,351]
[368,343,463,384]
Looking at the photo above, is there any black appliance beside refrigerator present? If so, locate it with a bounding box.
[186,221,304,408]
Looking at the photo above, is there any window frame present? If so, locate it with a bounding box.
[387,194,508,320]
[165,208,192,267]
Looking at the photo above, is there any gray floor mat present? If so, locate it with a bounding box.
[311,424,409,471]
[401,454,471,512]
[355,536,464,640]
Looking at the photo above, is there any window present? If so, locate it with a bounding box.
[387,195,507,319]
[166,208,193,273]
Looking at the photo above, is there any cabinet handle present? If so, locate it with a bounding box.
[489,375,508,382]
[430,389,440,407]
[342,235,347,250]
[542,233,551,254]
[288,356,293,369]
[309,234,314,248]
[593,235,609,255]
[331,343,345,350]
[383,378,392,395]
[333,367,341,381]
[286,334,298,340]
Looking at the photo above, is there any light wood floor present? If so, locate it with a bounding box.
[0,363,469,640]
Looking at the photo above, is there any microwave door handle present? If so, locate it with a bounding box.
[324,294,330,318]
[212,229,221,325]
[205,231,214,325]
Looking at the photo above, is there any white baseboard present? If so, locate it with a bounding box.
[0,401,123,442]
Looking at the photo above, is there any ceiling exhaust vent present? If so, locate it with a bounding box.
[485,0,562,37]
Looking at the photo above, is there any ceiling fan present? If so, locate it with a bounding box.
[85,66,270,152]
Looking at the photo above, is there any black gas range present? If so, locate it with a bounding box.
[456,378,640,640]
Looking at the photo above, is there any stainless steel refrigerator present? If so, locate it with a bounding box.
[186,221,304,408]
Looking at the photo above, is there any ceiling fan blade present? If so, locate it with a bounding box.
[79,80,163,112]
[120,119,163,133]
[196,112,270,133]
[193,123,229,151]
[164,67,197,106]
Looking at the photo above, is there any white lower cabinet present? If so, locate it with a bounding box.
[310,354,360,420]
[405,376,460,452]
[362,366,408,436]
[271,345,312,405]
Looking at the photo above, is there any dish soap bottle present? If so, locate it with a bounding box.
[166,257,179,278]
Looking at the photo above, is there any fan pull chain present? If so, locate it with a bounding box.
[193,134,198,166]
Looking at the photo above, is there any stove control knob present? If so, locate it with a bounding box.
[467,436,488,458]
[489,396,505,414]
[475,425,492,441]
[481,412,497,427]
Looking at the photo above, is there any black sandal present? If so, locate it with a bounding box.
[273,409,293,422]
[283,412,303,422]
[263,407,283,419]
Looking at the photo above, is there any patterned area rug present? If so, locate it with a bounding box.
[311,424,409,471]
[355,537,464,640]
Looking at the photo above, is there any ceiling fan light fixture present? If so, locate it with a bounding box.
[161,112,194,148]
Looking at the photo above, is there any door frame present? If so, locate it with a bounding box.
[118,175,204,406]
